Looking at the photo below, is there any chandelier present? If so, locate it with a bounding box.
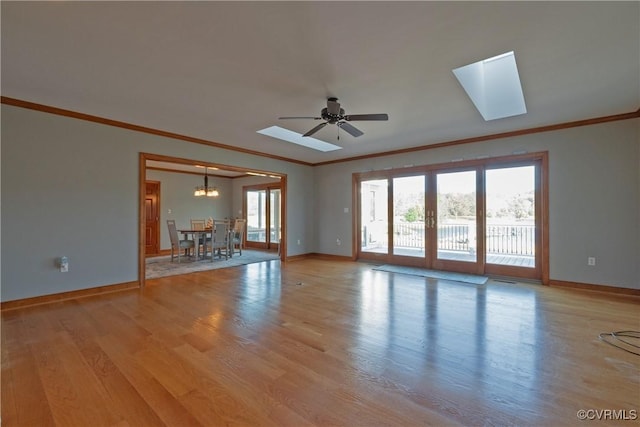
[194,167,219,197]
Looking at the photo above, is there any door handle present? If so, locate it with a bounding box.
[426,211,435,228]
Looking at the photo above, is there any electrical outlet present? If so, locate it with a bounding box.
[587,257,596,266]
[297,239,301,245]
[336,238,341,246]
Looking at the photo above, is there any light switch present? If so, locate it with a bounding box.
[59,256,69,272]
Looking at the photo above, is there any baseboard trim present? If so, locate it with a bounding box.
[285,253,354,262]
[1,281,140,311]
[285,253,313,262]
[549,279,640,296]
[309,253,354,261]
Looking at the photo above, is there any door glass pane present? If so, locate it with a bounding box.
[486,166,535,268]
[361,179,388,254]
[436,171,477,262]
[270,189,281,244]
[247,190,267,243]
[393,176,425,257]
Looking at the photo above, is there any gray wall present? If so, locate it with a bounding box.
[1,105,314,301]
[146,169,233,250]
[314,119,640,289]
[230,175,281,222]
[1,104,638,302]
[146,172,282,251]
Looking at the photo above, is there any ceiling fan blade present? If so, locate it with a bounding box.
[303,122,328,137]
[344,113,389,121]
[338,121,364,137]
[279,116,322,120]
[327,98,341,115]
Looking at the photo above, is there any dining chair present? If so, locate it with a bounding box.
[231,218,246,256]
[167,219,195,263]
[210,220,230,261]
[190,219,209,256]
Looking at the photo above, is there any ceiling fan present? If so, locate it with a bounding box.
[279,97,388,138]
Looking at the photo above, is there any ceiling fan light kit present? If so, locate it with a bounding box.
[279,97,389,139]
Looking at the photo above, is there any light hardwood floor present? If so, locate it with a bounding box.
[2,259,639,426]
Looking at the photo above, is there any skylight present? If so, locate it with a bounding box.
[452,51,526,121]
[257,126,342,152]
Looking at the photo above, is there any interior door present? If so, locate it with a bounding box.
[145,181,160,255]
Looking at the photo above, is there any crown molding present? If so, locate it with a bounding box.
[3,96,638,168]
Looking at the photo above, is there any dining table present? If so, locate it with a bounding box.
[177,228,211,260]
[178,222,233,260]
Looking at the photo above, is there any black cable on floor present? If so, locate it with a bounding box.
[598,330,640,356]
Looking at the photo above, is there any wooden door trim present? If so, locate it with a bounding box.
[138,154,146,288]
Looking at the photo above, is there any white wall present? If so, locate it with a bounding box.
[314,119,640,289]
[1,105,314,301]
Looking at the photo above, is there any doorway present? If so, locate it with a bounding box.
[145,181,161,255]
[138,152,287,287]
[356,152,548,282]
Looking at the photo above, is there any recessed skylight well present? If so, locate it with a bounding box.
[257,126,342,152]
[453,51,527,121]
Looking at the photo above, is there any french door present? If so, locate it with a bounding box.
[244,184,281,252]
[431,168,482,274]
[357,154,546,281]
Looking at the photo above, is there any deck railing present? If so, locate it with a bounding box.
[485,224,535,256]
[364,222,535,256]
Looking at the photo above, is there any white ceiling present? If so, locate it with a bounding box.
[2,2,638,165]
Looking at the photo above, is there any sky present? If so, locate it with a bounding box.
[388,166,535,195]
